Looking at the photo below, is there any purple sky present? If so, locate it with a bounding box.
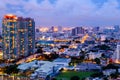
[0,0,120,27]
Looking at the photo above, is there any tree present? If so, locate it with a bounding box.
[36,47,43,53]
[101,53,105,58]
[103,77,108,80]
[110,73,119,79]
[81,77,86,80]
[104,39,110,43]
[94,45,111,50]
[79,49,87,61]
[50,52,59,59]
[61,45,69,48]
[71,76,80,80]
[80,55,85,61]
[102,64,119,71]
[80,49,86,55]
[91,72,103,78]
[94,58,101,64]
[43,52,59,60]
[46,75,50,80]
[4,64,19,74]
[51,78,57,80]
[0,59,5,63]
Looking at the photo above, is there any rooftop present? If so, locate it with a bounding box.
[53,58,71,63]
[4,14,17,19]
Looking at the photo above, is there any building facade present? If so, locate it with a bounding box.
[72,27,85,36]
[2,14,35,60]
[25,18,35,55]
[115,44,120,62]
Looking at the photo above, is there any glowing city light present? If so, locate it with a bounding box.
[4,14,17,19]
[81,34,89,43]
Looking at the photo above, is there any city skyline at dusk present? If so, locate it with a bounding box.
[0,0,120,27]
[1,0,120,80]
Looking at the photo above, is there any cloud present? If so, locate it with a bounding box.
[0,0,120,26]
[96,0,120,16]
[93,0,120,25]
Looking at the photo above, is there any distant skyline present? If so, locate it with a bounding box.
[0,0,120,27]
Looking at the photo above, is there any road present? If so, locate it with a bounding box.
[0,75,30,80]
[16,54,40,64]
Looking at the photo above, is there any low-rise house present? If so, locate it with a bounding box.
[30,61,62,80]
[63,49,80,57]
[103,69,116,76]
[18,60,38,71]
[18,58,71,80]
[34,62,55,79]
[53,58,71,67]
[63,66,74,70]
[75,63,101,71]
[87,52,102,60]
[117,68,120,73]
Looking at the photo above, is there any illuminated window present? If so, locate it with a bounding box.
[29,24,32,26]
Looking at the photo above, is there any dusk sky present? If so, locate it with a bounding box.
[0,0,120,27]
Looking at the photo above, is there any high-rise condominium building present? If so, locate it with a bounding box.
[2,14,35,60]
[115,44,120,62]
[72,27,85,36]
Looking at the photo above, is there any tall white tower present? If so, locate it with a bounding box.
[115,45,120,63]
